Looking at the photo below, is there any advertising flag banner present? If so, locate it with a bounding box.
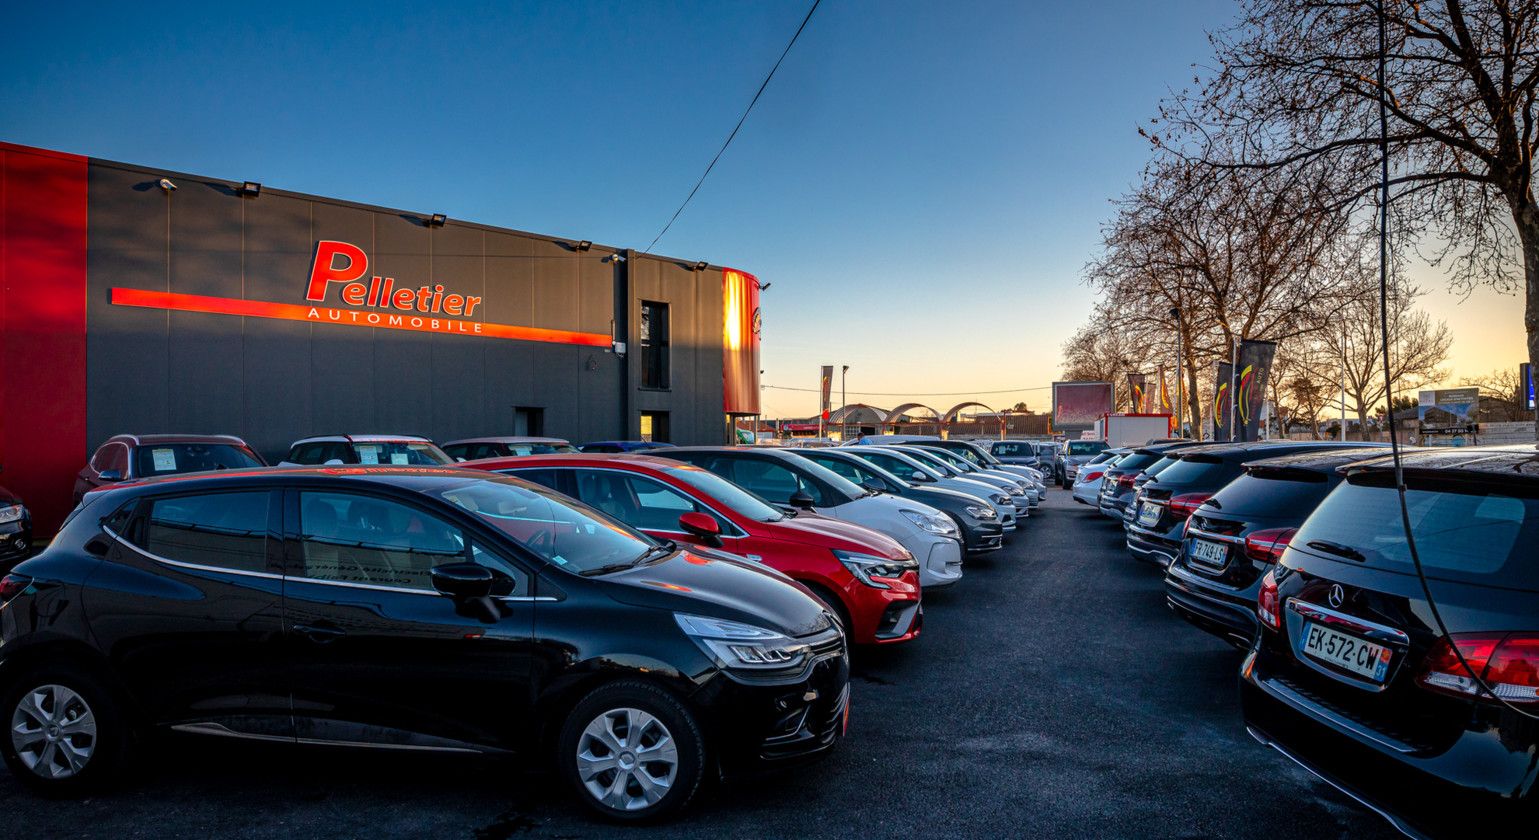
[819,365,834,420]
[1212,361,1233,442]
[1158,367,1174,433]
[1235,340,1278,442]
[1127,373,1148,413]
[1052,381,1115,432]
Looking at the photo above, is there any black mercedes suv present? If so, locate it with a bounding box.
[0,467,848,821]
[1242,445,1539,837]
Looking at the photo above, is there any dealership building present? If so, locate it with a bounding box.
[0,141,762,532]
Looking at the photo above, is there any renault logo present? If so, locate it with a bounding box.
[1328,584,1345,609]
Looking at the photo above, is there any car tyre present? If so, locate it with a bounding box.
[559,680,706,823]
[0,664,131,796]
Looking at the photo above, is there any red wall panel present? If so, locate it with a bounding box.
[0,142,89,535]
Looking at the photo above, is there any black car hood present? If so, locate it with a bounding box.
[597,547,831,638]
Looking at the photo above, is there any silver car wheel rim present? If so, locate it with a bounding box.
[11,684,97,779]
[576,707,678,811]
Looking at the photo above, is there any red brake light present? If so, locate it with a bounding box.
[1117,474,1137,489]
[1083,471,1104,482]
[1419,633,1539,704]
[1242,527,1297,565]
[1256,570,1281,630]
[0,574,32,603]
[1168,492,1213,519]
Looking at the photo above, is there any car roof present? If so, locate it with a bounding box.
[1242,446,1403,475]
[1344,444,1539,483]
[291,434,435,445]
[93,464,502,496]
[1132,441,1205,457]
[662,445,798,460]
[1166,440,1386,461]
[463,452,687,472]
[442,436,572,446]
[107,433,252,447]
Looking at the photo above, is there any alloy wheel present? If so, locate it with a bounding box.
[575,707,679,811]
[11,684,97,779]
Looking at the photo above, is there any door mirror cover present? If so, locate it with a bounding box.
[678,511,724,547]
[911,471,931,483]
[98,470,123,482]
[789,490,816,510]
[860,479,887,494]
[431,563,496,599]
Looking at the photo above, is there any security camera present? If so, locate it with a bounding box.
[158,178,177,192]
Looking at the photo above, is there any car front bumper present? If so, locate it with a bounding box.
[706,633,851,777]
[0,517,33,567]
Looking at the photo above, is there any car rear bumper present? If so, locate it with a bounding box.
[1241,651,1537,838]
[1124,524,1178,567]
[1163,564,1257,646]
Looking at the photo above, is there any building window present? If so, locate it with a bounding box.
[639,411,670,443]
[640,301,670,389]
[513,406,545,436]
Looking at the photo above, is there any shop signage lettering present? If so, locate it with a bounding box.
[306,240,483,317]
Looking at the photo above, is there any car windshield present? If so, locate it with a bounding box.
[430,475,658,573]
[1068,441,1108,456]
[355,441,453,466]
[134,443,263,476]
[506,442,578,455]
[900,448,961,476]
[1293,478,1539,590]
[663,466,784,522]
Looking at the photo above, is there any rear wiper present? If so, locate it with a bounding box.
[1307,539,1366,562]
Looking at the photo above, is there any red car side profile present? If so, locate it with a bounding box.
[465,454,922,645]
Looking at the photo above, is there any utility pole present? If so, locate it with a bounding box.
[1340,318,1348,441]
[841,365,849,442]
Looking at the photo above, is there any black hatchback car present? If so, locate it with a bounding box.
[1122,441,1381,567]
[1095,441,1197,520]
[0,467,848,821]
[1242,446,1539,836]
[1163,446,1390,647]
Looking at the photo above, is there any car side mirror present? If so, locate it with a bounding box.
[911,470,932,483]
[98,470,123,482]
[860,479,887,494]
[678,512,723,547]
[789,490,816,510]
[431,563,495,599]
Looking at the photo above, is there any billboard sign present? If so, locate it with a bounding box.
[1052,381,1114,432]
[1417,387,1480,433]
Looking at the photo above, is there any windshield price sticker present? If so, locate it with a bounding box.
[151,448,177,472]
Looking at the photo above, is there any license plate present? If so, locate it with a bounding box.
[1188,538,1228,567]
[1136,502,1161,527]
[1303,622,1392,682]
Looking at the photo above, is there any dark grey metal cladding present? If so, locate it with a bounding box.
[83,159,727,463]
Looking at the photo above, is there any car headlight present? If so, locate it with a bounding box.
[1006,486,1024,497]
[0,505,25,525]
[991,493,1010,506]
[674,613,810,670]
[833,549,917,590]
[964,504,997,520]
[900,509,958,537]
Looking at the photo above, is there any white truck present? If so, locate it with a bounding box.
[1091,413,1173,449]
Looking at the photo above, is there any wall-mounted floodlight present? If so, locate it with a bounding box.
[693,260,709,271]
[428,213,447,227]
[575,240,592,251]
[158,178,177,192]
[608,253,627,264]
[238,181,262,197]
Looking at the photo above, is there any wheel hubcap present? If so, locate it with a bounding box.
[11,684,97,779]
[575,707,678,811]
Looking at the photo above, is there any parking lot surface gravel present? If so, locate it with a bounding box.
[1,490,1397,839]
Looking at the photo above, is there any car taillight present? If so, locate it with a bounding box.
[1419,633,1539,705]
[1083,471,1103,483]
[1242,527,1297,564]
[1167,492,1212,519]
[0,574,33,603]
[1256,570,1281,631]
[1117,474,1136,489]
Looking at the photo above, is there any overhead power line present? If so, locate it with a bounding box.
[642,0,822,255]
[762,384,1055,397]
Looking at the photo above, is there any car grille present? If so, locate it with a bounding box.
[760,655,849,761]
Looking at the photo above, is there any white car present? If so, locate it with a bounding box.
[908,445,1043,508]
[842,446,1018,532]
[1072,449,1129,506]
[889,446,1032,519]
[656,447,966,588]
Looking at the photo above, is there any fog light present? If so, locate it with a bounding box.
[12,538,26,550]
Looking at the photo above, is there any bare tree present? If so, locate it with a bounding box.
[1155,0,1539,428]
[1324,282,1452,435]
[1460,366,1530,421]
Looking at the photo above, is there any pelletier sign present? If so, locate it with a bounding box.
[109,240,612,348]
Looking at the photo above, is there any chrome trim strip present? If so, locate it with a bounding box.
[105,527,284,581]
[1186,528,1244,545]
[171,722,482,753]
[1286,599,1411,645]
[170,722,292,743]
[1252,676,1416,754]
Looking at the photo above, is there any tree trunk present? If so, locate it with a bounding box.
[1513,200,1539,440]
[1356,407,1369,442]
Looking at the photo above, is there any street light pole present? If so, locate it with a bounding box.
[841,365,849,442]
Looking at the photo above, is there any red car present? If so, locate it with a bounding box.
[466,454,922,645]
[73,434,267,504]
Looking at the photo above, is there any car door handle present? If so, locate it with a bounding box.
[292,623,346,643]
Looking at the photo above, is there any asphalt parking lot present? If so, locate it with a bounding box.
[1,490,1396,839]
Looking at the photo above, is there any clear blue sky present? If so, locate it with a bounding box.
[4,0,1256,417]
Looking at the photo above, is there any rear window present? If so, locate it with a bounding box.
[1207,472,1330,519]
[1143,456,1179,477]
[134,443,263,476]
[354,442,452,466]
[1067,441,1108,456]
[992,442,1035,457]
[1293,481,1539,589]
[1149,457,1240,487]
[1111,452,1158,472]
[505,442,578,456]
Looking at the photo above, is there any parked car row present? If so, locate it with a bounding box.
[1079,438,1539,836]
[0,428,1048,822]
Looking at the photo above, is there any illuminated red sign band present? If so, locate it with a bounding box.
[108,288,611,347]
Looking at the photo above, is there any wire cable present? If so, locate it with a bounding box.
[1371,0,1538,720]
[641,0,822,256]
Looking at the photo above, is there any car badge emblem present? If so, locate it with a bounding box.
[1328,583,1345,609]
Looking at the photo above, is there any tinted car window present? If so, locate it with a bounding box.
[352,442,452,466]
[1207,471,1330,519]
[571,471,728,532]
[1110,452,1159,472]
[663,466,784,523]
[140,491,270,573]
[727,458,816,504]
[1149,457,1239,487]
[862,452,936,481]
[505,442,578,455]
[1067,441,1109,456]
[1294,480,1539,588]
[430,476,655,573]
[299,492,465,590]
[808,455,873,486]
[992,442,1034,457]
[134,444,262,477]
[1143,456,1179,477]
